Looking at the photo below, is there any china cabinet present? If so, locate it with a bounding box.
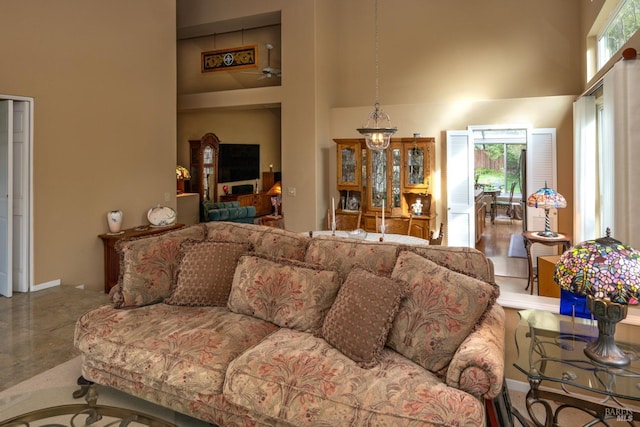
[334,137,436,238]
[189,133,219,203]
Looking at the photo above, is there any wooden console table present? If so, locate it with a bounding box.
[98,224,183,293]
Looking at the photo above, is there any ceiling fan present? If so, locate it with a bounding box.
[245,43,281,79]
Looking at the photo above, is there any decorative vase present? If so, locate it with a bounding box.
[107,210,123,234]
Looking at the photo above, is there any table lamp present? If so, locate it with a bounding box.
[267,181,282,216]
[554,228,640,367]
[176,165,191,194]
[527,183,566,237]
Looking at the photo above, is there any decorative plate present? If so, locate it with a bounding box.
[147,205,177,227]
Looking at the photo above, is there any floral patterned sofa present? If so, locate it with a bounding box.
[74,222,505,426]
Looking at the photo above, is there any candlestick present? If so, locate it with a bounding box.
[331,197,336,235]
[381,199,385,234]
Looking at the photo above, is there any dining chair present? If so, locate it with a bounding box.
[491,182,517,224]
[429,222,445,245]
[327,209,362,231]
[376,214,413,235]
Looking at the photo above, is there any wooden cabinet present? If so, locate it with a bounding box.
[475,188,486,243]
[220,193,273,217]
[189,133,219,203]
[334,137,436,236]
[262,171,281,192]
[98,224,184,293]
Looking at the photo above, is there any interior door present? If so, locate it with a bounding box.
[0,100,13,297]
[12,101,29,292]
[526,128,559,263]
[446,130,475,247]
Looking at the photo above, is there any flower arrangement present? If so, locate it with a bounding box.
[176,165,191,180]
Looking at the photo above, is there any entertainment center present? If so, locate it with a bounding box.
[189,132,280,220]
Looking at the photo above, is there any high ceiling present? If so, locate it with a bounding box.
[177,11,282,92]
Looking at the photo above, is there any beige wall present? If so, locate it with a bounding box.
[178,0,584,232]
[0,0,177,291]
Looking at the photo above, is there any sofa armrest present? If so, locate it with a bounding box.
[445,303,505,400]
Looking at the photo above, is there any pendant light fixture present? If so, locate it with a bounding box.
[357,0,397,150]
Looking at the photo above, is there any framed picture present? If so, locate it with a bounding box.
[201,45,257,73]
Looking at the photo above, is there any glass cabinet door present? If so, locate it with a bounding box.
[203,145,214,200]
[391,145,401,208]
[404,142,430,189]
[369,149,387,208]
[337,142,361,190]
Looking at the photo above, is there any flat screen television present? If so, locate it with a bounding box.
[218,144,260,183]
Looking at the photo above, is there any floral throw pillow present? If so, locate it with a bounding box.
[164,240,252,307]
[227,254,342,333]
[322,267,407,368]
[112,224,206,309]
[388,250,500,372]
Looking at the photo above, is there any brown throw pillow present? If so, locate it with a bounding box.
[165,240,252,306]
[322,267,407,368]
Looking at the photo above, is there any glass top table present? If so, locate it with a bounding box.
[514,309,640,426]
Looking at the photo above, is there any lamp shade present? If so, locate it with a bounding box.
[526,185,566,210]
[554,229,640,304]
[266,181,282,196]
[176,165,191,180]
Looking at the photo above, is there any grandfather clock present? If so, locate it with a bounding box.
[189,133,219,203]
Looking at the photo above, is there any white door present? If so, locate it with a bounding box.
[446,130,475,247]
[526,128,559,263]
[0,100,13,297]
[446,127,558,253]
[12,101,29,292]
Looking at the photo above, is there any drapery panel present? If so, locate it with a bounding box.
[572,96,596,243]
[603,59,640,248]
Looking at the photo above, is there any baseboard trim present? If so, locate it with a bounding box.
[31,279,61,292]
[505,378,529,393]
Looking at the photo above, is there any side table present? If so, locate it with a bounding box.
[514,309,639,426]
[522,231,571,295]
[98,224,183,293]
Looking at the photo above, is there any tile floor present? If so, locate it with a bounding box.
[0,286,110,392]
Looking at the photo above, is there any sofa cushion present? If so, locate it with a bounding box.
[223,328,485,426]
[205,222,310,261]
[209,209,229,221]
[164,240,252,307]
[74,304,279,398]
[322,267,407,368]
[111,224,206,309]
[304,236,401,280]
[228,254,341,333]
[388,250,500,372]
[401,245,494,282]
